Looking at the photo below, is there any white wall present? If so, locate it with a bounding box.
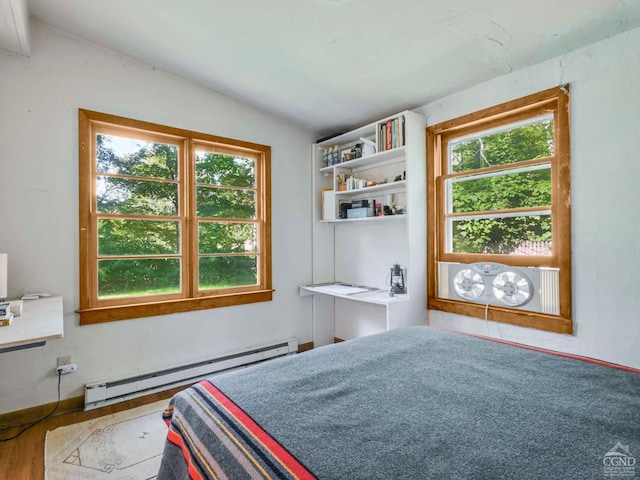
[417,27,640,369]
[0,22,314,414]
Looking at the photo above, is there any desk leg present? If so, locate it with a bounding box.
[312,295,335,347]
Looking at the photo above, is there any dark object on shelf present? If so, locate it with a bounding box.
[394,174,403,182]
[388,263,406,295]
[316,132,344,143]
[351,199,369,208]
[339,202,352,219]
[383,206,393,215]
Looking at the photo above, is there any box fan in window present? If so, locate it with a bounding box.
[438,262,559,315]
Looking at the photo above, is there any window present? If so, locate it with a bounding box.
[78,110,272,324]
[426,87,571,333]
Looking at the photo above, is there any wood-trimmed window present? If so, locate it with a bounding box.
[78,109,272,324]
[426,87,571,334]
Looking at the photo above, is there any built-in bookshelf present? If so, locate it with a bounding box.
[304,110,427,346]
[316,114,412,223]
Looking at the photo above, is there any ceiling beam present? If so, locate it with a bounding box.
[0,0,30,56]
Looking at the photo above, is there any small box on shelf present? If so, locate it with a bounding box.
[0,301,14,326]
[347,208,368,219]
[0,312,14,327]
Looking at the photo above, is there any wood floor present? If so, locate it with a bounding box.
[0,387,184,480]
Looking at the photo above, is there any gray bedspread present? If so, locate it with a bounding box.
[158,326,640,479]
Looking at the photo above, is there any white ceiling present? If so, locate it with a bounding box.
[4,0,640,135]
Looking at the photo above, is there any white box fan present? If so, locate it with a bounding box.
[438,262,559,315]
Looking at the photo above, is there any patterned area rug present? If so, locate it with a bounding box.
[45,400,169,480]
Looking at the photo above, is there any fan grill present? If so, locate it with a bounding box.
[492,271,532,307]
[453,269,485,300]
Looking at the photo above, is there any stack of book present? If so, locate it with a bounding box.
[0,301,13,326]
[378,115,405,152]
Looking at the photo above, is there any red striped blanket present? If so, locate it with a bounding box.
[162,380,316,479]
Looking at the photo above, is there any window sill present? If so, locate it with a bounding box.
[78,289,274,325]
[427,298,572,334]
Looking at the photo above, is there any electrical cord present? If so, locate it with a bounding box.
[484,303,503,339]
[0,371,62,443]
[485,304,490,335]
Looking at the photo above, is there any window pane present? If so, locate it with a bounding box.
[448,116,553,173]
[196,186,256,218]
[195,151,255,187]
[96,134,178,180]
[199,222,257,254]
[449,166,551,213]
[98,258,181,298]
[96,176,178,215]
[98,220,180,255]
[449,215,551,255]
[199,256,258,289]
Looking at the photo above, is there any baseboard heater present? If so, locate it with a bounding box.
[84,338,298,411]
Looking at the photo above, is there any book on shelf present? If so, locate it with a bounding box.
[378,115,405,152]
[322,189,336,221]
[0,311,14,327]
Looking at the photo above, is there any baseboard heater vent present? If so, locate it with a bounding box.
[84,338,298,411]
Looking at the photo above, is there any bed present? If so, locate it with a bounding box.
[157,326,640,480]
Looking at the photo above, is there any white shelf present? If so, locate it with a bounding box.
[321,214,406,224]
[320,146,405,172]
[334,180,405,197]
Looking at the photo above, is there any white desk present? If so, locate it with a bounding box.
[300,283,413,346]
[0,296,64,353]
[299,283,407,305]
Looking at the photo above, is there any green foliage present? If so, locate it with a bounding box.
[97,177,178,216]
[96,136,257,298]
[195,151,255,187]
[197,187,255,218]
[98,220,179,256]
[199,256,257,289]
[451,216,552,254]
[96,134,178,179]
[450,119,553,172]
[199,223,256,254]
[449,118,554,255]
[98,258,180,296]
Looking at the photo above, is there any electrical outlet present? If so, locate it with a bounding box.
[57,355,72,367]
[56,363,77,375]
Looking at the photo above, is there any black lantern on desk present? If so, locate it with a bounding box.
[388,263,406,296]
